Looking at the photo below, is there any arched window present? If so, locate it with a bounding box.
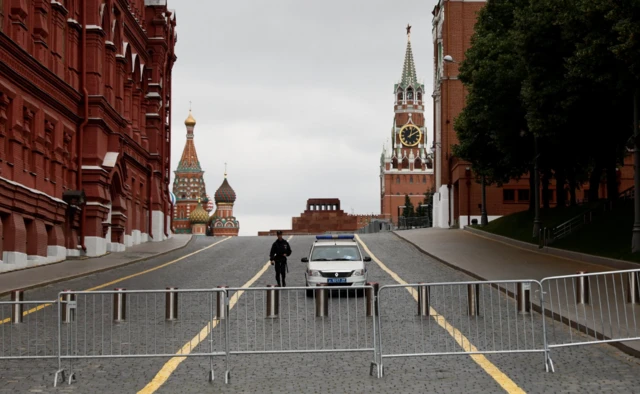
[407,88,414,100]
[423,176,426,184]
[417,91,422,101]
[396,176,400,184]
[410,176,413,184]
[397,91,403,102]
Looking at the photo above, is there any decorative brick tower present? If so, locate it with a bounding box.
[380,25,434,225]
[210,167,240,236]
[172,109,208,234]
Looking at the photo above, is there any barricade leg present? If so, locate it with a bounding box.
[55,291,77,387]
[11,290,23,324]
[628,272,640,304]
[467,284,480,316]
[113,288,127,323]
[418,283,430,317]
[315,284,328,317]
[576,272,589,305]
[266,285,279,318]
[212,286,228,383]
[517,282,531,314]
[166,287,178,321]
[60,290,76,324]
[217,286,228,320]
[366,282,379,317]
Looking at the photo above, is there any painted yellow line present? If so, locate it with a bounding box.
[0,237,232,325]
[138,236,294,394]
[355,234,525,394]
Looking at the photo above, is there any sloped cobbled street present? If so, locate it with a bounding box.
[2,234,640,393]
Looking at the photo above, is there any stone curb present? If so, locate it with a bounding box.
[392,230,640,360]
[464,226,639,271]
[0,236,194,297]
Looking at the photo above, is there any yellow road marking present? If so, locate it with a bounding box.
[355,234,525,394]
[138,236,294,394]
[0,237,232,325]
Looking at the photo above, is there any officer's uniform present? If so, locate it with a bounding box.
[270,237,292,287]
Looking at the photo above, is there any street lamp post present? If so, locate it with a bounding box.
[481,175,488,226]
[533,137,542,238]
[633,89,640,253]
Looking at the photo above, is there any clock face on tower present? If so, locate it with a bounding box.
[399,124,421,147]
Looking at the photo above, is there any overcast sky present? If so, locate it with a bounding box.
[169,0,439,236]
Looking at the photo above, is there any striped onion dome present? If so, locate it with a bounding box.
[214,178,236,204]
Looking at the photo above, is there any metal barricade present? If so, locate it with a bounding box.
[0,293,59,360]
[54,288,228,386]
[224,285,378,381]
[540,269,640,371]
[376,280,548,377]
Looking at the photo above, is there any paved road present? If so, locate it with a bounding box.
[1,234,640,393]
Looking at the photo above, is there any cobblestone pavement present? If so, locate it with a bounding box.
[1,234,640,393]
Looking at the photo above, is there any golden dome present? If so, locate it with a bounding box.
[185,110,196,127]
[189,202,209,224]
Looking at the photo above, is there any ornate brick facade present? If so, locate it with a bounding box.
[0,0,177,271]
[210,174,239,237]
[431,0,633,228]
[258,199,382,236]
[380,27,435,225]
[171,110,208,234]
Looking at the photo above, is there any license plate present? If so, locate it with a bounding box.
[327,278,346,284]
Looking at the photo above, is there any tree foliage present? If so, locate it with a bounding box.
[454,0,638,211]
[402,194,415,218]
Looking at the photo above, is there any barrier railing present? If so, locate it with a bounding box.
[0,292,59,360]
[4,270,640,386]
[54,288,228,386]
[540,269,640,369]
[224,285,379,381]
[375,280,550,376]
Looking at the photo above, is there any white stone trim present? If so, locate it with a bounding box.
[151,211,167,242]
[107,242,126,252]
[458,215,501,228]
[82,165,108,172]
[0,176,67,204]
[0,252,28,272]
[85,236,107,257]
[47,245,67,261]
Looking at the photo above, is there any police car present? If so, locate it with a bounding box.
[301,235,371,296]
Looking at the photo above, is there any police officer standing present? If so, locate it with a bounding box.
[269,231,292,287]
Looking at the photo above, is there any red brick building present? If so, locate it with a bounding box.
[430,0,633,228]
[258,199,381,236]
[0,0,177,271]
[380,26,434,225]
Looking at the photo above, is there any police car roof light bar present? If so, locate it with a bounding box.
[315,235,355,240]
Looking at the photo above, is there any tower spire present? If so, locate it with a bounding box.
[400,24,418,88]
[224,162,227,178]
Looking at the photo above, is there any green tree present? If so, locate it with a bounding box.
[453,0,532,194]
[402,194,414,218]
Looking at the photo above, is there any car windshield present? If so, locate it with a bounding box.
[310,245,361,261]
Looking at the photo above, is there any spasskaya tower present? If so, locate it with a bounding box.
[380,25,434,225]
